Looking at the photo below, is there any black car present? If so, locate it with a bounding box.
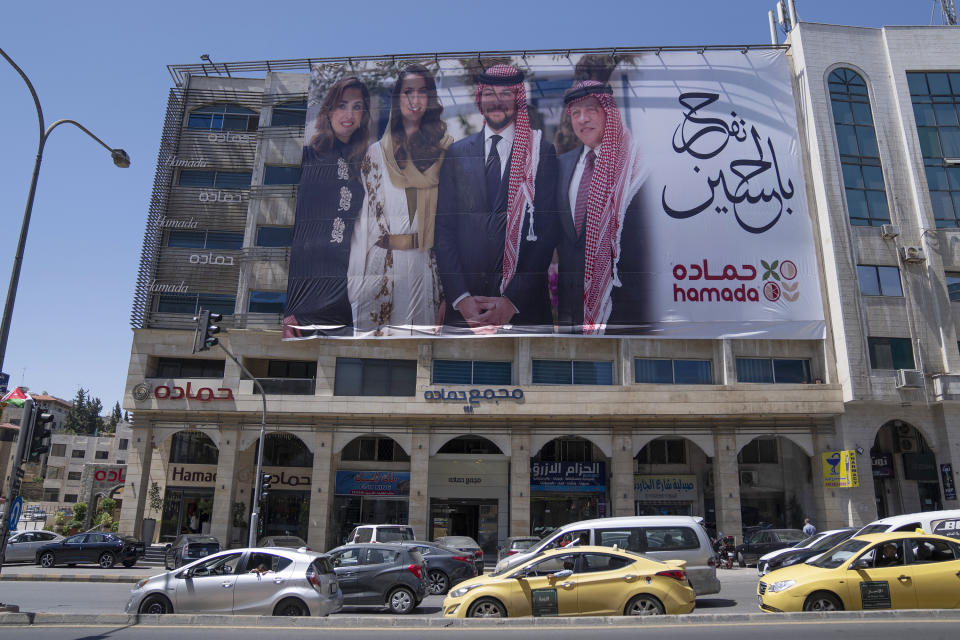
[164,535,222,570]
[757,527,857,575]
[399,541,477,595]
[36,532,145,569]
[433,536,484,574]
[327,543,428,614]
[735,528,805,567]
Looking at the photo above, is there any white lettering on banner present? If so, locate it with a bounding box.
[167,157,208,168]
[188,253,236,266]
[530,462,600,477]
[206,132,254,144]
[148,279,188,293]
[198,190,246,203]
[158,216,200,229]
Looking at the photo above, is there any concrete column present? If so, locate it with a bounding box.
[417,343,432,389]
[231,443,257,547]
[516,339,531,385]
[118,421,154,540]
[940,408,960,509]
[713,430,742,543]
[510,430,531,536]
[611,429,634,517]
[307,430,335,551]
[210,427,239,544]
[408,432,430,539]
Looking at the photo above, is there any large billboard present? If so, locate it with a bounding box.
[283,50,823,340]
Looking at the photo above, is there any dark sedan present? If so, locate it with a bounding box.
[433,536,484,574]
[36,532,145,569]
[399,541,477,595]
[164,535,222,570]
[736,528,805,567]
[757,527,857,575]
[327,543,428,614]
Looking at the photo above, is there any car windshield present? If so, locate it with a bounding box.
[807,539,869,568]
[796,534,820,548]
[857,524,890,535]
[777,530,806,543]
[440,537,476,547]
[809,531,853,552]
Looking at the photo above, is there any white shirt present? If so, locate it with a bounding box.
[484,123,515,179]
[568,144,601,226]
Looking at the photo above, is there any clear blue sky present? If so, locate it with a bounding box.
[0,0,945,410]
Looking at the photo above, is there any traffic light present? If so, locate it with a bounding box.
[27,410,55,462]
[259,473,272,501]
[192,310,222,353]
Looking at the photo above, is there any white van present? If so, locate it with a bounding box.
[856,509,960,539]
[493,516,720,595]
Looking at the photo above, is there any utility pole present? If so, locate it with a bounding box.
[0,398,35,609]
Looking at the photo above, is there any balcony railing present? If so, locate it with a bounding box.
[253,377,316,395]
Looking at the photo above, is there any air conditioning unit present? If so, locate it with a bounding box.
[900,245,926,263]
[740,470,759,487]
[898,437,917,453]
[932,374,960,400]
[896,369,924,389]
[880,223,900,239]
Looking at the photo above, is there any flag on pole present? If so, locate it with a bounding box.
[0,387,29,408]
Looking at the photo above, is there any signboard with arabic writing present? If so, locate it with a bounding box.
[634,475,697,501]
[821,450,859,488]
[283,50,822,340]
[531,461,606,493]
[335,471,410,496]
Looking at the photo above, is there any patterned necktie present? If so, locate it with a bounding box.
[486,134,503,210]
[573,149,596,237]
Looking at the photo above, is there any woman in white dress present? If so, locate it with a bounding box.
[348,64,453,335]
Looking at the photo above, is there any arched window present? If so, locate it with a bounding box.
[187,104,258,132]
[437,436,502,455]
[169,431,218,465]
[271,100,308,127]
[828,68,890,226]
[261,433,313,467]
[340,436,409,462]
[534,437,597,462]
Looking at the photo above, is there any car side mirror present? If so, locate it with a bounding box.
[177,569,193,579]
[550,569,574,580]
[849,557,871,570]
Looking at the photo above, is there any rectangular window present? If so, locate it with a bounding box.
[266,360,317,378]
[67,471,82,481]
[736,358,811,383]
[248,290,286,314]
[167,230,243,250]
[116,460,126,465]
[50,444,66,457]
[636,438,687,465]
[634,359,712,384]
[156,293,235,316]
[178,170,252,189]
[867,337,916,370]
[909,72,960,228]
[154,357,226,378]
[431,360,512,385]
[334,358,417,396]
[118,439,129,451]
[71,450,85,459]
[94,451,108,460]
[857,265,903,297]
[947,272,960,302]
[64,494,78,503]
[46,467,61,479]
[739,438,779,464]
[256,226,294,247]
[532,360,613,385]
[263,165,302,185]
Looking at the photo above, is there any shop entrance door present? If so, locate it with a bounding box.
[261,490,310,540]
[159,487,215,542]
[430,499,498,557]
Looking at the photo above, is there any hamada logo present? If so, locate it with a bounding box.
[760,259,798,303]
[672,257,799,304]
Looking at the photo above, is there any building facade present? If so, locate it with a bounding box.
[120,22,960,549]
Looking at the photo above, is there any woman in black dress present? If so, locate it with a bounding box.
[283,76,371,337]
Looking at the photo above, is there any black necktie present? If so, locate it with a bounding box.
[486,134,502,210]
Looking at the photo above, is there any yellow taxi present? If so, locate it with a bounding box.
[442,545,695,618]
[758,532,960,612]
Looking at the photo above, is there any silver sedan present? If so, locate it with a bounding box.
[2,531,63,563]
[125,547,342,617]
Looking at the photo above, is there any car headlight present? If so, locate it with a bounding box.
[767,580,796,593]
[449,584,481,598]
[135,578,149,590]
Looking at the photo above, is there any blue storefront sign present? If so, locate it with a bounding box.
[335,471,410,496]
[530,461,606,493]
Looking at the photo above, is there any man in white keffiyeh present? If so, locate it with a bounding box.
[435,63,559,334]
[556,80,650,335]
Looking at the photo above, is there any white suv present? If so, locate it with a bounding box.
[345,525,415,544]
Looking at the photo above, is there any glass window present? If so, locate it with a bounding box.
[187,104,257,132]
[67,471,82,481]
[739,438,779,464]
[532,360,613,385]
[909,72,960,227]
[50,444,66,457]
[167,230,242,250]
[436,436,502,454]
[205,231,243,250]
[270,100,308,127]
[908,538,956,564]
[578,553,633,573]
[71,450,85,459]
[64,494,78,503]
[432,360,511,385]
[169,431,219,465]
[167,231,205,248]
[341,437,409,461]
[645,527,699,551]
[736,358,811,383]
[263,165,302,185]
[635,359,711,384]
[636,438,687,465]
[154,358,225,378]
[248,291,286,314]
[867,337,916,369]
[189,552,244,577]
[178,170,251,189]
[95,451,108,460]
[256,226,293,247]
[261,433,312,468]
[946,273,960,301]
[828,69,890,226]
[334,358,417,396]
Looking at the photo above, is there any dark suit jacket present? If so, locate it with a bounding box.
[435,130,559,332]
[556,145,650,334]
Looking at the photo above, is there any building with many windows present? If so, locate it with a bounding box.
[120,20,960,550]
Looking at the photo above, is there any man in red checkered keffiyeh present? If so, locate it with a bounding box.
[559,80,647,334]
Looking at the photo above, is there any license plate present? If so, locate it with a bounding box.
[757,595,763,604]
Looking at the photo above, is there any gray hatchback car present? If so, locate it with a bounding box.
[126,547,341,617]
[327,543,428,614]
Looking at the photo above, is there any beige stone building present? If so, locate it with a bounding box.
[120,22,960,550]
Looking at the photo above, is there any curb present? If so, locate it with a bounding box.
[1,609,959,627]
[0,574,145,583]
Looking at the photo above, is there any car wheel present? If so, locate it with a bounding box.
[39,552,56,568]
[99,552,116,569]
[122,559,136,568]
[428,569,449,595]
[139,594,173,615]
[624,594,665,616]
[738,552,746,568]
[803,591,843,612]
[273,598,309,617]
[467,597,506,618]
[387,586,416,614]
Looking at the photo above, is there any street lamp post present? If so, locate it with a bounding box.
[0,46,130,375]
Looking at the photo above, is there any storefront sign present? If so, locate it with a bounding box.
[634,475,697,501]
[941,463,956,501]
[84,464,127,495]
[531,461,606,493]
[154,382,235,402]
[238,466,312,488]
[872,453,893,478]
[335,471,410,496]
[821,450,859,488]
[903,452,937,481]
[168,464,218,486]
[423,388,524,404]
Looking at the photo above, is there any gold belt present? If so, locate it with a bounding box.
[376,233,419,250]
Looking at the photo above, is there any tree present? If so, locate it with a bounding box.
[108,402,122,428]
[62,388,106,435]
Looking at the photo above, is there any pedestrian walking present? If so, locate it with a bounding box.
[802,518,816,536]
